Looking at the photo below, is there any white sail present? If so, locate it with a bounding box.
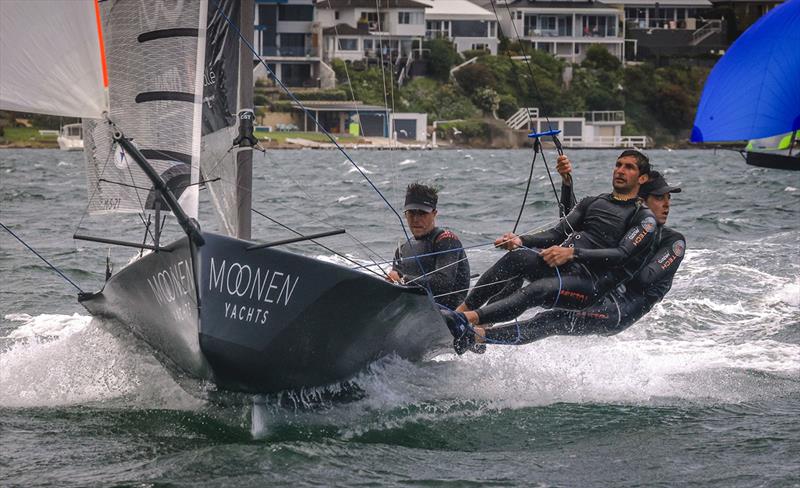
[82,0,208,218]
[0,0,107,118]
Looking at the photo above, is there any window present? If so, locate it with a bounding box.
[425,20,449,39]
[471,43,488,51]
[360,11,385,30]
[399,12,410,24]
[582,15,616,37]
[278,5,313,21]
[489,21,496,37]
[338,38,358,51]
[335,11,340,20]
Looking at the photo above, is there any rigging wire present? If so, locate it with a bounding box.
[484,0,571,226]
[1,222,84,293]
[209,0,415,247]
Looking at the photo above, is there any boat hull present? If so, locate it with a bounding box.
[745,151,800,171]
[80,232,452,393]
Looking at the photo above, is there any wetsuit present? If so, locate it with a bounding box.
[464,190,657,324]
[392,227,470,309]
[484,225,686,343]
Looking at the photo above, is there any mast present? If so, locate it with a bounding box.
[236,0,255,240]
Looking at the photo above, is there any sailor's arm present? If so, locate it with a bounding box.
[518,196,589,249]
[631,233,686,290]
[571,208,658,266]
[557,154,577,213]
[387,247,404,283]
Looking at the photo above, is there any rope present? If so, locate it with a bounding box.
[1,222,84,293]
[209,0,414,246]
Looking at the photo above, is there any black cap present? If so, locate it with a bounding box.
[404,183,438,213]
[639,170,682,197]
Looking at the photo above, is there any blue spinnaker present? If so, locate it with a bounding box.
[691,0,800,143]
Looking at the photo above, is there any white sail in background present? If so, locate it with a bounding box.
[0,0,108,118]
[82,0,208,218]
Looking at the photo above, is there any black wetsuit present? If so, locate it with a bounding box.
[392,227,470,309]
[464,189,657,324]
[483,225,685,343]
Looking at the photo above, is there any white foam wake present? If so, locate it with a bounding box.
[0,313,202,409]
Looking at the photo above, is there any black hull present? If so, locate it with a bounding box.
[80,232,451,393]
[745,151,800,170]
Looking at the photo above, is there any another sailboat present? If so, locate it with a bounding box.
[57,123,84,151]
[0,0,451,394]
[691,0,800,171]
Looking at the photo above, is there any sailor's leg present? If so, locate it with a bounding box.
[475,271,596,324]
[480,309,580,344]
[462,249,547,311]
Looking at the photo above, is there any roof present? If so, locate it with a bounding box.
[600,0,711,6]
[292,101,392,112]
[316,0,429,9]
[480,0,618,10]
[322,24,363,35]
[421,0,496,20]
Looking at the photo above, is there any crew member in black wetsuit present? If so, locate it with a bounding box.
[442,150,657,353]
[475,169,686,345]
[387,183,470,310]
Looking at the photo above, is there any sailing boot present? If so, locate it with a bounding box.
[440,308,476,355]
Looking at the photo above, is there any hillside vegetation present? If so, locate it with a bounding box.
[325,41,711,146]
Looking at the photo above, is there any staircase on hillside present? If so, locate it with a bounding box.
[691,20,722,46]
[505,107,540,130]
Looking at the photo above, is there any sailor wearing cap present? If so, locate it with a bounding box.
[387,183,470,310]
[475,169,687,346]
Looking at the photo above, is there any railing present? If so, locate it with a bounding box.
[505,107,540,130]
[569,110,625,124]
[560,135,647,148]
[691,20,722,45]
[260,46,319,57]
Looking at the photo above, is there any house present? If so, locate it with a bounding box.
[422,0,499,55]
[476,0,626,63]
[505,107,648,147]
[605,0,726,62]
[316,0,428,66]
[254,0,334,88]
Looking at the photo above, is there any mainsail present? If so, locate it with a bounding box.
[0,0,107,118]
[82,0,212,218]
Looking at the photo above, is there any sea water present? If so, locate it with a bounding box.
[1,149,798,486]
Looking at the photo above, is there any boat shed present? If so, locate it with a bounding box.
[292,101,390,137]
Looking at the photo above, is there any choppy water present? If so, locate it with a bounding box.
[1,148,799,487]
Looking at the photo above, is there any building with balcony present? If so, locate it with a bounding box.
[478,0,625,63]
[422,0,499,55]
[505,108,647,147]
[316,0,428,66]
[606,0,726,62]
[254,0,327,87]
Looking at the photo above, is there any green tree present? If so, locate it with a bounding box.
[424,39,463,81]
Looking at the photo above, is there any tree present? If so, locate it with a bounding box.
[473,88,501,118]
[424,39,463,81]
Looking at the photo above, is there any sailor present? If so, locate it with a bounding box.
[387,183,470,310]
[474,168,686,346]
[443,150,657,354]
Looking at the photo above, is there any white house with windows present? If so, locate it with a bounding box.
[254,0,326,87]
[478,0,625,63]
[315,0,428,64]
[422,0,499,54]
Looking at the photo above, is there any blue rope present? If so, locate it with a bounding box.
[1,221,84,293]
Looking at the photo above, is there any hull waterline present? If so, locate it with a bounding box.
[80,232,452,394]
